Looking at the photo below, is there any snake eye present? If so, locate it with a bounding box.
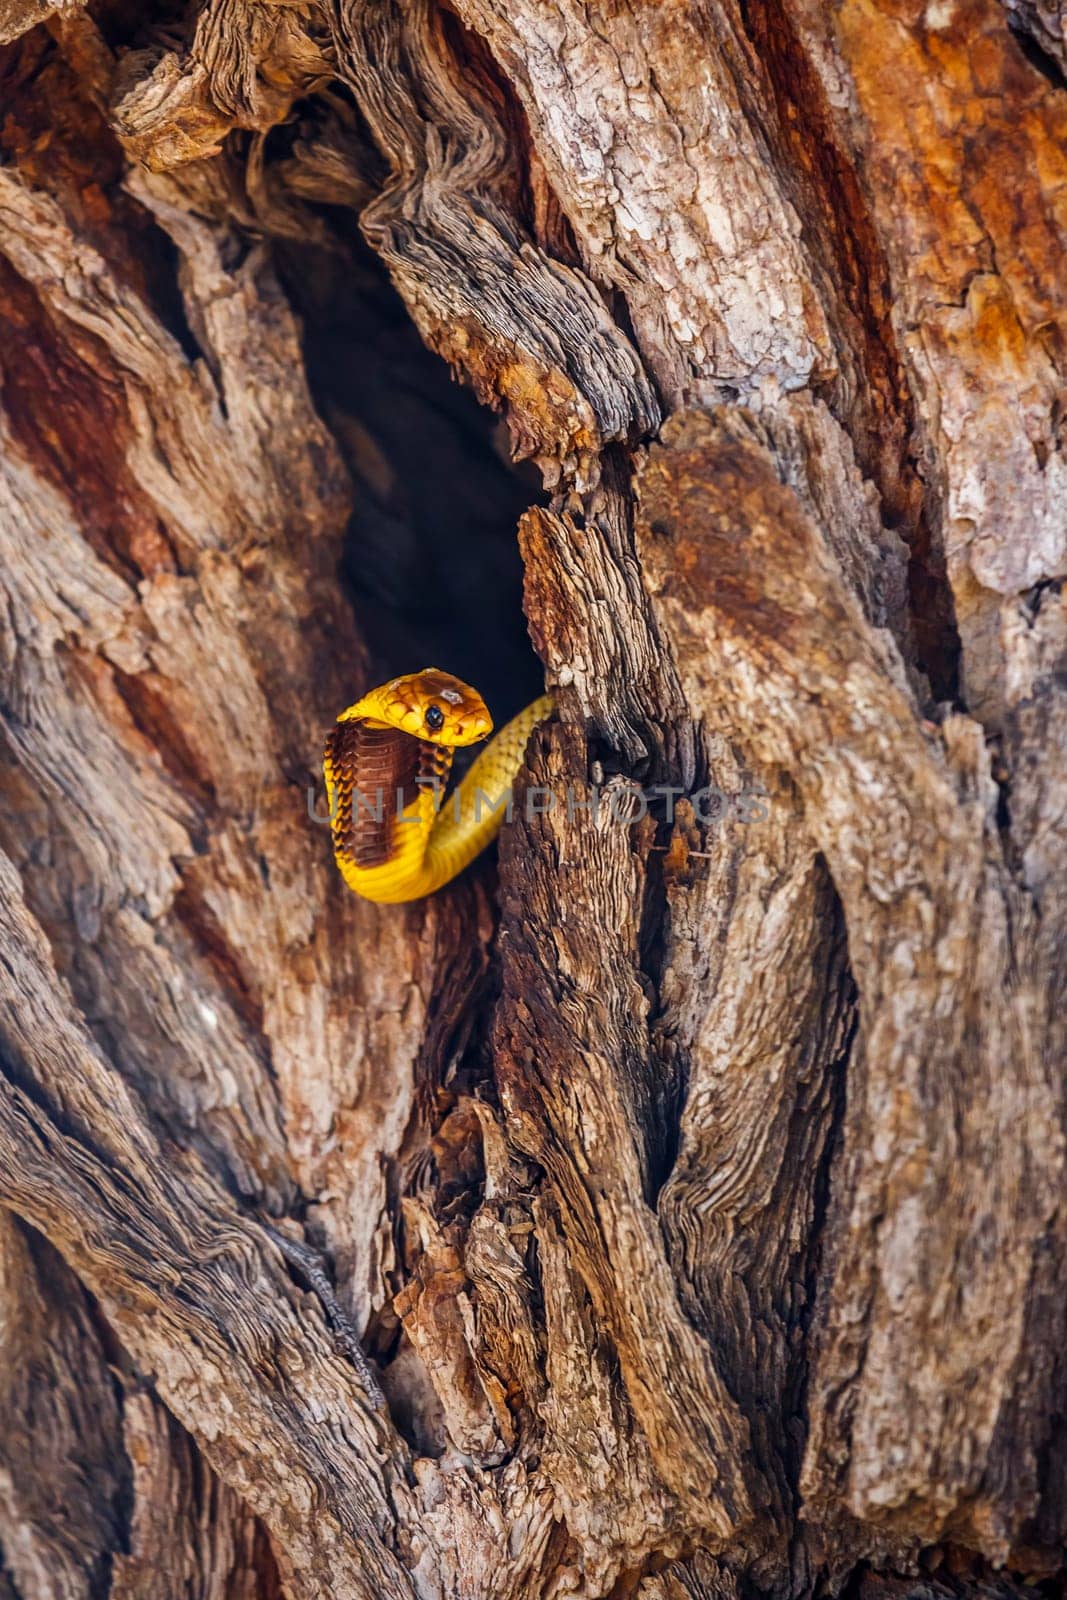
[424,704,445,732]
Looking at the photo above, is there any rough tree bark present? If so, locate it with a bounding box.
[0,1,1064,1597]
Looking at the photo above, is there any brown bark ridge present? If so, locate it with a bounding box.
[0,1,1064,1597]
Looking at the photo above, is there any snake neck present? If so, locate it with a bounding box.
[324,718,453,878]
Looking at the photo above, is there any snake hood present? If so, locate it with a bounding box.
[337,668,493,747]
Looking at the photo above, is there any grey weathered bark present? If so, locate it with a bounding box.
[0,2,1064,1597]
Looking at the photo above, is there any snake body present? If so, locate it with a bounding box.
[324,669,554,903]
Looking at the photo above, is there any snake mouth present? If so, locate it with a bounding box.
[450,711,493,745]
[419,720,492,749]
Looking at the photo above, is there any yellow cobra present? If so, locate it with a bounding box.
[323,669,554,903]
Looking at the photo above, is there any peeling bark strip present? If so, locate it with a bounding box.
[332,0,661,487]
[1,0,1066,1597]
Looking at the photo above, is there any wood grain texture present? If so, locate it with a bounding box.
[637,408,1066,1565]
[0,2,1064,1597]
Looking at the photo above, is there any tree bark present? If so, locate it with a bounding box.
[0,2,1064,1597]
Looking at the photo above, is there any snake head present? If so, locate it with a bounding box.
[347,668,493,747]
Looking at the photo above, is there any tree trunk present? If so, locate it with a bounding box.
[0,1,1064,1596]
